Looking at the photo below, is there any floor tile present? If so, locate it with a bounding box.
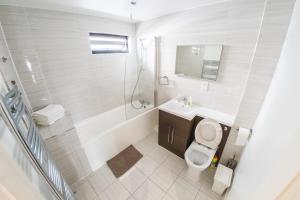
[92,196,103,200]
[195,191,216,200]
[148,146,170,164]
[199,174,222,200]
[201,168,217,181]
[150,165,178,191]
[178,167,203,189]
[88,165,116,194]
[74,133,222,200]
[119,167,147,193]
[135,156,159,176]
[102,181,130,200]
[127,196,136,200]
[72,179,97,200]
[162,194,175,200]
[97,191,110,200]
[133,179,165,200]
[167,176,199,200]
[162,154,186,174]
[147,132,158,143]
[134,135,158,156]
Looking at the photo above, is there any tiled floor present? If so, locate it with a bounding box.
[71,133,223,200]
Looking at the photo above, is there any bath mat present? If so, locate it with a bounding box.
[107,145,143,178]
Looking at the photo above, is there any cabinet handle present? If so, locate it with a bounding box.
[171,127,175,144]
[167,126,171,143]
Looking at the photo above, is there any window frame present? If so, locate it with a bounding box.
[89,32,129,54]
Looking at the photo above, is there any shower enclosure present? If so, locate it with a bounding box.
[124,37,157,119]
[74,36,158,141]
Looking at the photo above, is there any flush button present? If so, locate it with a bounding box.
[224,127,228,131]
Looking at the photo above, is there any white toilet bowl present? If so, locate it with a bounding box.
[184,141,216,180]
[184,118,222,181]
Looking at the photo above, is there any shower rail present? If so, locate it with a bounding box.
[1,85,74,200]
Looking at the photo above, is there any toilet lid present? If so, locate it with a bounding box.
[195,118,222,149]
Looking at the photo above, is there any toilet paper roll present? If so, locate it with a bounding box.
[235,128,250,146]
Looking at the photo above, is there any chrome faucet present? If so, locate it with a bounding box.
[182,97,188,106]
[177,96,188,106]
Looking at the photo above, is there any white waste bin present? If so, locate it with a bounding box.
[212,164,233,195]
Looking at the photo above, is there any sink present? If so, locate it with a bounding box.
[159,99,235,126]
[162,100,194,113]
[159,99,199,120]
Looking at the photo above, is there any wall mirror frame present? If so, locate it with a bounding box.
[175,44,223,81]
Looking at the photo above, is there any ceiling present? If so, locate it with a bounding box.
[0,0,226,22]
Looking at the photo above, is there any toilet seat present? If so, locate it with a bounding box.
[195,118,222,149]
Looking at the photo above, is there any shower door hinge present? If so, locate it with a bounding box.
[2,56,8,63]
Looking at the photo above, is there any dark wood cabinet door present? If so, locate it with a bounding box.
[158,118,172,149]
[168,127,185,157]
[169,121,193,158]
[158,110,194,158]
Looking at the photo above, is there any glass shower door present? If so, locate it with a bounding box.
[124,37,157,119]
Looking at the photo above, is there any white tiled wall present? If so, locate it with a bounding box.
[234,0,296,128]
[0,22,31,108]
[38,112,92,184]
[221,0,295,163]
[0,5,139,122]
[137,0,266,116]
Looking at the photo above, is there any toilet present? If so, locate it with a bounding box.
[184,118,223,181]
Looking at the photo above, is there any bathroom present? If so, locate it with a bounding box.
[0,0,299,199]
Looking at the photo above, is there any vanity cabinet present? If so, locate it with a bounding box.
[158,110,194,158]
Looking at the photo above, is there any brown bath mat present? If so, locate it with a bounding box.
[107,145,143,178]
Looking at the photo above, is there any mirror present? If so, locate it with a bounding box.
[175,45,223,81]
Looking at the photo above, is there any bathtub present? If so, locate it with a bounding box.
[75,101,157,171]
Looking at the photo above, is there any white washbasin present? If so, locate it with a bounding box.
[159,99,235,125]
[164,100,194,112]
[159,99,199,120]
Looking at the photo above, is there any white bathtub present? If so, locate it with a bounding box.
[126,101,154,119]
[75,102,156,171]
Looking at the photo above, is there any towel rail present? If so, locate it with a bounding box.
[1,85,74,200]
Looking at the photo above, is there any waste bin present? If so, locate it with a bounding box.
[212,164,233,195]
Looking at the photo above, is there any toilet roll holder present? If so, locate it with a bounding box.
[235,127,253,139]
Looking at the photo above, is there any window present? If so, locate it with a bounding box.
[89,33,129,54]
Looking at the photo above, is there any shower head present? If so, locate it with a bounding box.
[129,1,137,21]
[130,1,137,5]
